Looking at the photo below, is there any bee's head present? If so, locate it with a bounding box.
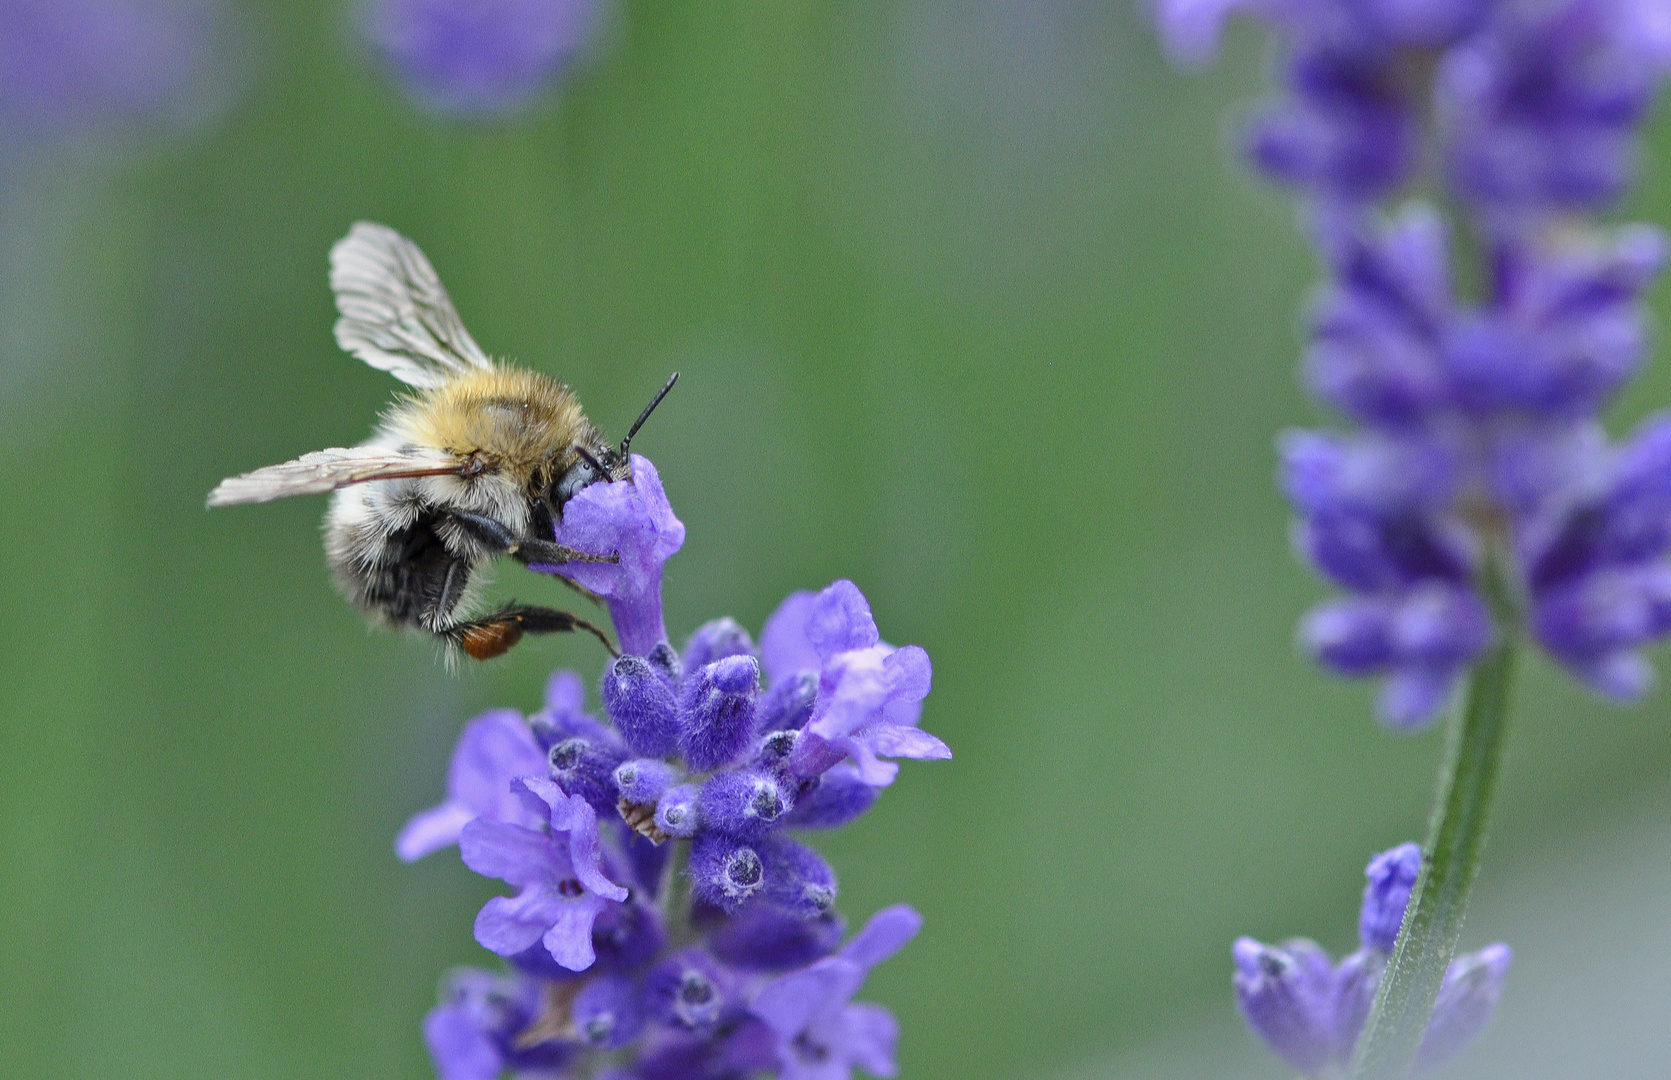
[552,444,629,508]
[549,372,678,510]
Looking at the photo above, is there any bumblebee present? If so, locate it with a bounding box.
[209,221,676,660]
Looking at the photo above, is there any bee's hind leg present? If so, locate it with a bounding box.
[449,605,619,661]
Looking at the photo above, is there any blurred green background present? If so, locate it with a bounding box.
[5,2,1671,1078]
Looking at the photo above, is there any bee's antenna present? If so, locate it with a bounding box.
[620,372,679,459]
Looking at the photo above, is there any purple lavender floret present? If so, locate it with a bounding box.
[1158,0,1671,727]
[750,905,923,1080]
[423,968,576,1080]
[397,708,546,862]
[362,0,603,116]
[1233,844,1511,1076]
[404,456,943,1078]
[548,455,686,657]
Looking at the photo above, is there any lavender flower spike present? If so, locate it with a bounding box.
[406,455,942,1078]
[750,905,923,1080]
[396,708,545,862]
[459,776,627,971]
[545,454,685,657]
[1233,844,1511,1077]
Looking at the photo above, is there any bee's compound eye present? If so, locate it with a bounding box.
[553,453,613,507]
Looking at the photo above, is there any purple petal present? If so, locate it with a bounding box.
[422,1002,504,1080]
[1332,948,1386,1061]
[1154,0,1270,67]
[549,454,685,656]
[834,1002,901,1077]
[365,0,600,117]
[760,590,821,685]
[862,724,951,762]
[395,801,476,863]
[512,776,627,901]
[545,669,586,715]
[751,957,865,1035]
[473,887,562,956]
[561,797,628,902]
[1377,665,1459,730]
[1414,944,1513,1073]
[1232,937,1337,1074]
[458,818,559,888]
[840,904,923,970]
[1360,842,1422,952]
[447,709,546,811]
[542,893,609,971]
[396,709,546,861]
[805,580,880,659]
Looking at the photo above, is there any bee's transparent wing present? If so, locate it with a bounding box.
[207,446,462,506]
[329,222,494,388]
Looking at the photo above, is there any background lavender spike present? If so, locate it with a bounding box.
[1158,0,1671,728]
[1232,844,1512,1077]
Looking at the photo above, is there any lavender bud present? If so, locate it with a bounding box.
[758,835,838,918]
[690,833,765,912]
[782,764,879,830]
[1231,937,1336,1074]
[1414,944,1513,1073]
[753,729,800,774]
[698,770,791,841]
[604,655,680,757]
[709,903,845,971]
[614,758,676,806]
[755,670,817,733]
[572,975,644,1049]
[654,784,700,839]
[646,641,682,687]
[589,902,665,974]
[1360,843,1422,952]
[647,950,734,1033]
[546,734,626,815]
[677,655,760,771]
[682,617,756,673]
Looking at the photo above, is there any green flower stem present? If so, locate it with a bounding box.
[1347,553,1520,1080]
[661,838,696,949]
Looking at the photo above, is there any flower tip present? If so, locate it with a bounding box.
[1360,842,1422,952]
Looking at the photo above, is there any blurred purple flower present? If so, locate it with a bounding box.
[396,708,545,862]
[0,0,217,135]
[423,968,575,1080]
[363,0,603,116]
[750,905,922,1080]
[1233,844,1511,1076]
[1158,0,1671,727]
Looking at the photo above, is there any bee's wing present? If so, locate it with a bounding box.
[329,222,494,389]
[207,446,462,507]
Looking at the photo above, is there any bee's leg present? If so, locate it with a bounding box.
[513,538,620,566]
[448,511,618,566]
[449,605,619,661]
[552,573,606,607]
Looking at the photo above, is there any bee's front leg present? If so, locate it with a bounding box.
[447,511,618,566]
